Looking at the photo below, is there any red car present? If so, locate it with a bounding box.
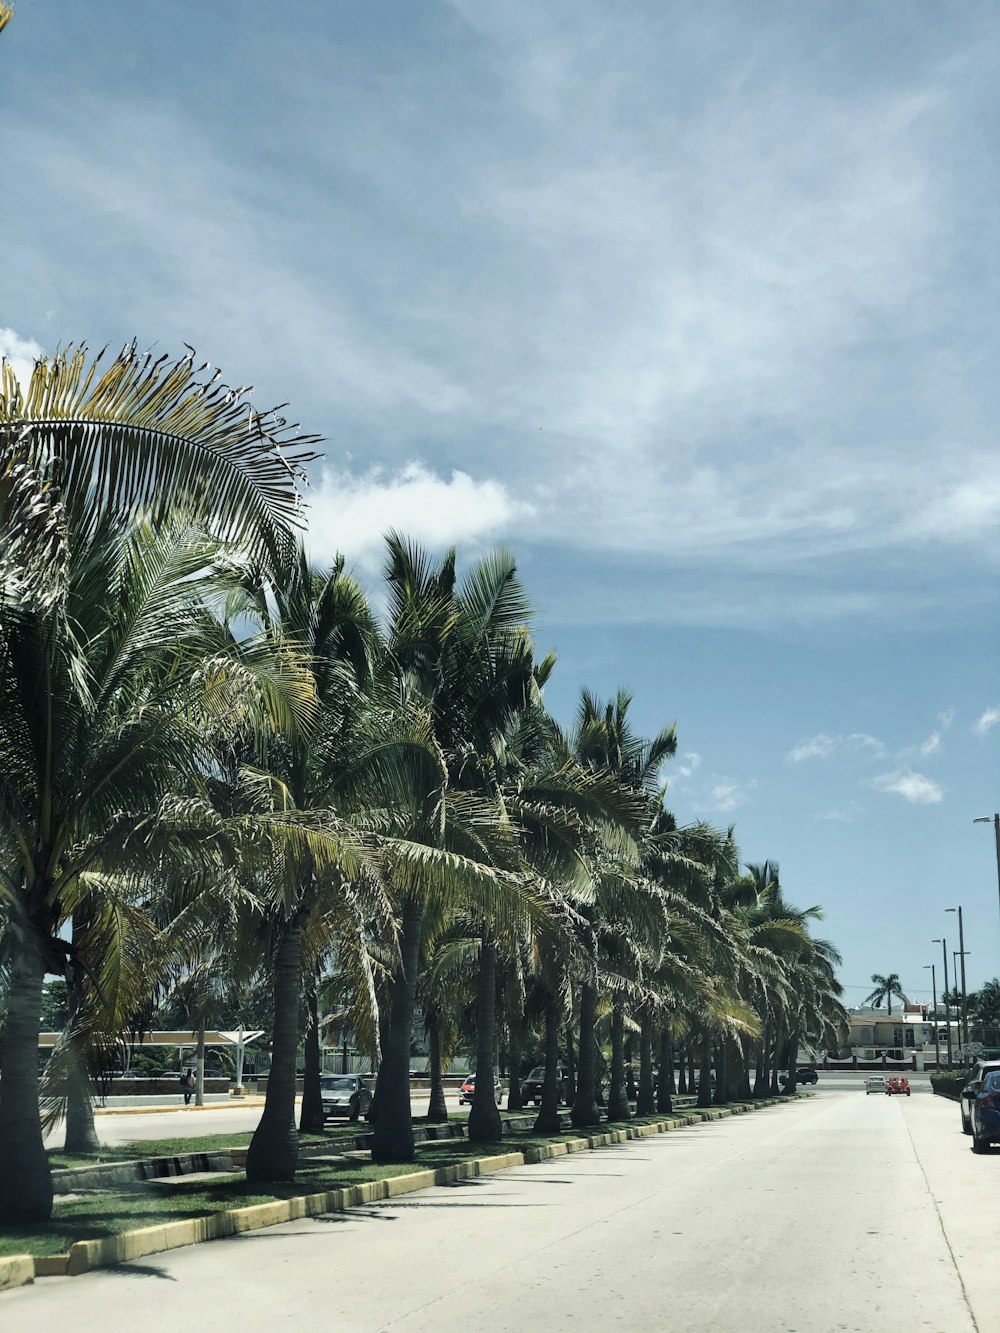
[885,1076,910,1096]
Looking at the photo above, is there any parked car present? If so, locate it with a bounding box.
[779,1068,819,1086]
[864,1075,887,1095]
[320,1074,372,1122]
[970,1070,1000,1153]
[520,1065,573,1106]
[458,1073,502,1106]
[960,1060,1000,1134]
[885,1076,910,1096]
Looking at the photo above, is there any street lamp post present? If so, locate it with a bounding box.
[932,938,952,1067]
[946,906,969,1050]
[973,815,1000,924]
[923,964,940,1070]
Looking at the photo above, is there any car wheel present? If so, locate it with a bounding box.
[972,1133,988,1154]
[350,1104,360,1123]
[962,1115,972,1135]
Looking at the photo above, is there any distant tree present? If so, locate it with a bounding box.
[864,973,908,1016]
[967,979,1000,1028]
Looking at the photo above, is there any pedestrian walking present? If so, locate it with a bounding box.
[181,1069,195,1105]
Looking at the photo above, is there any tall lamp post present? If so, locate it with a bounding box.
[973,815,1000,923]
[932,938,952,1067]
[946,907,969,1050]
[923,964,940,1070]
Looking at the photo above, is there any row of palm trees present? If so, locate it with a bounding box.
[0,344,848,1223]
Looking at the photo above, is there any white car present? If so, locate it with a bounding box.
[865,1075,887,1095]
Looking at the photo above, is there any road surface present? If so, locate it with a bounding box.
[9,1075,995,1331]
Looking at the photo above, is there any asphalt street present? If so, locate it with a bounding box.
[10,1074,993,1332]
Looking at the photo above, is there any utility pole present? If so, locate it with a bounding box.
[932,938,952,1068]
[973,815,1000,926]
[923,964,939,1070]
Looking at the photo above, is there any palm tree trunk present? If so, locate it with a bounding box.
[713,1041,728,1105]
[784,1029,799,1094]
[0,938,53,1221]
[637,1004,655,1115]
[656,1027,673,1114]
[625,1035,637,1102]
[697,1034,713,1108]
[688,1042,698,1094]
[737,1034,753,1099]
[63,905,99,1153]
[607,995,631,1122]
[371,895,422,1163]
[533,989,563,1134]
[425,1007,449,1123]
[298,981,325,1133]
[506,1019,523,1112]
[571,979,601,1126]
[677,1043,688,1095]
[246,917,302,1182]
[564,1019,577,1102]
[469,934,502,1143]
[195,1025,206,1108]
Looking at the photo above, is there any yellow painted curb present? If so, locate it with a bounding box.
[52,1096,792,1277]
[0,1254,34,1291]
[33,1255,70,1278]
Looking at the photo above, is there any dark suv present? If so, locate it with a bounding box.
[520,1065,573,1106]
[779,1068,819,1086]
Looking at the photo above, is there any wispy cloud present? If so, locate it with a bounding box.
[787,733,886,763]
[306,463,534,571]
[704,778,757,814]
[671,752,702,783]
[975,707,1000,736]
[903,707,955,758]
[871,770,944,804]
[817,803,863,823]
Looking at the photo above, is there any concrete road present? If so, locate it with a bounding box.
[10,1080,994,1332]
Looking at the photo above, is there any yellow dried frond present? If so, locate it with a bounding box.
[0,4,13,36]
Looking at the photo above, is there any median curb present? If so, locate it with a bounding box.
[19,1096,789,1286]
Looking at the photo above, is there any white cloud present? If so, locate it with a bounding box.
[913,707,954,756]
[871,770,944,804]
[305,462,534,570]
[707,778,757,814]
[817,804,863,823]
[0,328,43,395]
[670,752,702,784]
[787,734,839,763]
[975,707,1000,736]
[787,732,886,763]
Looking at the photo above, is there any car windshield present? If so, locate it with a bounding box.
[527,1067,545,1080]
[321,1077,356,1091]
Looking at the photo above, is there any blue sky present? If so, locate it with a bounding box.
[2,1,998,1009]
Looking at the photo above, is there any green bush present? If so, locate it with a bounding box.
[930,1071,968,1101]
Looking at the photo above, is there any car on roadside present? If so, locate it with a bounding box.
[970,1070,1000,1154]
[458,1073,502,1106]
[320,1074,373,1122]
[864,1075,887,1095]
[520,1065,573,1106]
[960,1060,1000,1134]
[779,1068,819,1087]
[885,1075,910,1096]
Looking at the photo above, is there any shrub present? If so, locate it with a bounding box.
[930,1071,967,1101]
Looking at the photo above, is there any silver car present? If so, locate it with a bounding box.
[320,1074,372,1122]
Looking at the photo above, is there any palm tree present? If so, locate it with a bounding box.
[0,343,316,1222]
[0,519,312,1222]
[865,973,909,1017]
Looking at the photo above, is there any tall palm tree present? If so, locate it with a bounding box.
[864,973,909,1016]
[0,344,317,1222]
